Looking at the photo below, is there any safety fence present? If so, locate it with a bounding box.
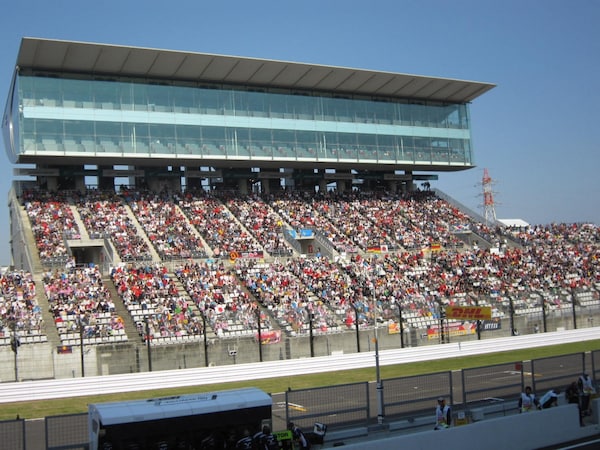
[0,418,25,450]
[286,352,593,432]
[4,349,600,449]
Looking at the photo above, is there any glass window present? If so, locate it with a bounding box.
[246,91,267,117]
[296,130,318,151]
[273,129,295,148]
[96,121,122,143]
[250,128,272,148]
[201,126,226,143]
[176,124,201,142]
[198,88,221,113]
[146,84,171,112]
[34,77,62,104]
[94,80,120,105]
[15,74,474,164]
[64,120,94,143]
[172,85,196,110]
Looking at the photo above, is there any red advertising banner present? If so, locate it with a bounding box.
[255,329,282,345]
[427,323,477,340]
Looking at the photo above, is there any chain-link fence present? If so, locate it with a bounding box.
[0,418,26,450]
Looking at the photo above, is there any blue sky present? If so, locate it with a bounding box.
[0,0,599,265]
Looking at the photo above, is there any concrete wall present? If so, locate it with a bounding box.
[0,320,598,381]
[0,330,418,380]
[335,404,600,450]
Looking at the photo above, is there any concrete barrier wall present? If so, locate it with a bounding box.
[2,328,600,403]
[2,320,599,381]
[335,404,600,450]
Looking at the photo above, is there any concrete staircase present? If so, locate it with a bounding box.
[33,276,61,348]
[123,204,162,262]
[68,204,90,240]
[102,276,141,342]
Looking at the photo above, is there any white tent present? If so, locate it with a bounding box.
[498,218,530,228]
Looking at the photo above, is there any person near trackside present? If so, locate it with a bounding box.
[566,381,584,426]
[539,388,560,409]
[578,373,596,417]
[518,386,541,413]
[288,422,310,450]
[434,397,452,430]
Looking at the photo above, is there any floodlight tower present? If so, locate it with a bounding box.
[481,168,497,226]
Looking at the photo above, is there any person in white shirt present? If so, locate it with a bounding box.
[578,373,595,416]
[518,386,541,413]
[434,397,452,429]
[540,389,560,409]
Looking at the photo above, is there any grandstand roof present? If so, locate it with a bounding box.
[15,37,495,103]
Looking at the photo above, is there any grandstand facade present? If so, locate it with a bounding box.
[3,38,598,384]
[3,38,494,190]
[2,37,494,269]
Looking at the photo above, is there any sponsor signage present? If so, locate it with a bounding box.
[481,319,502,330]
[427,322,476,339]
[256,329,282,345]
[445,306,492,320]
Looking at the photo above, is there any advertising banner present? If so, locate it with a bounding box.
[445,306,492,320]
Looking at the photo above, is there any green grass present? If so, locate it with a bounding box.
[2,339,599,421]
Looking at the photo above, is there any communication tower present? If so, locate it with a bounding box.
[480,168,498,225]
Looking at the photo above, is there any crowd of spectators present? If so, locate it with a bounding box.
[127,190,208,260]
[0,270,44,340]
[174,261,266,337]
[178,190,263,257]
[42,265,126,342]
[110,263,203,341]
[237,259,338,335]
[267,191,357,254]
[218,192,294,257]
[22,190,80,263]
[13,186,600,345]
[75,190,153,261]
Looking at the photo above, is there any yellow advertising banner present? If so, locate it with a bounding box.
[445,306,492,320]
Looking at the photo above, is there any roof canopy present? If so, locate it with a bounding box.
[15,37,495,103]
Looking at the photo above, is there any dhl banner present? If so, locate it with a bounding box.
[445,306,492,320]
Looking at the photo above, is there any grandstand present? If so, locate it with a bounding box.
[1,38,599,381]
